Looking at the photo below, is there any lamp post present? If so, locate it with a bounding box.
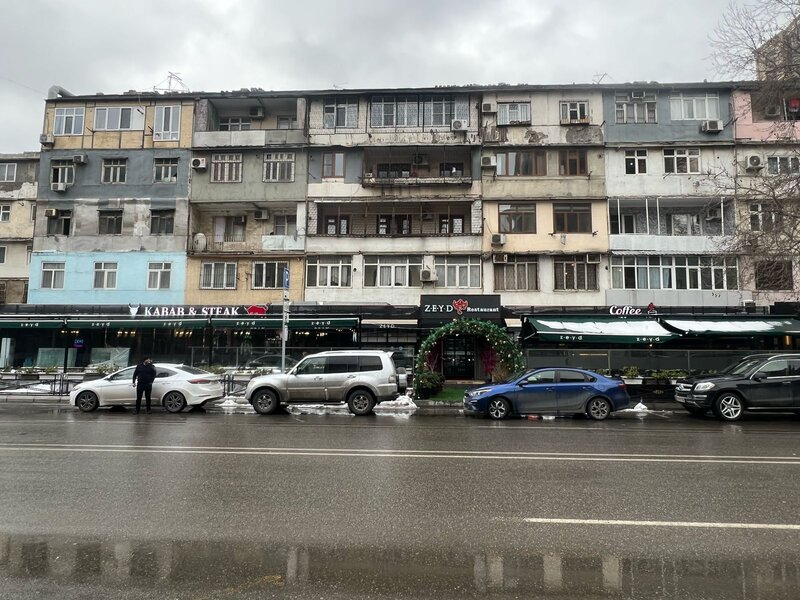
[281,267,289,372]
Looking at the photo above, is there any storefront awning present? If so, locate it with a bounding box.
[526,317,678,344]
[0,319,65,330]
[662,318,800,336]
[211,317,359,329]
[65,318,209,329]
[360,318,418,328]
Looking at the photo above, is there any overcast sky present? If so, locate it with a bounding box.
[0,0,750,154]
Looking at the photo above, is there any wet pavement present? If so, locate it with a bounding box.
[1,403,799,599]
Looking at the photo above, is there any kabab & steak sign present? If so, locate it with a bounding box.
[133,304,270,317]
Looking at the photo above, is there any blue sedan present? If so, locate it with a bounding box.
[463,367,630,420]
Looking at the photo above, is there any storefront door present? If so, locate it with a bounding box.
[443,337,475,380]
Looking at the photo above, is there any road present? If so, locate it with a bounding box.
[0,402,798,599]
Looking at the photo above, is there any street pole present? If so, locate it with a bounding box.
[281,267,289,372]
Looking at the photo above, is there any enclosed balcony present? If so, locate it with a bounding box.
[361,148,474,187]
[189,208,304,254]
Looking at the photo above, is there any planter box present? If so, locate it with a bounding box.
[622,377,643,385]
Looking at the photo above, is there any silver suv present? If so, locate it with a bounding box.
[245,350,399,416]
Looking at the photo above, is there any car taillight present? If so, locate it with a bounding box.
[188,378,214,384]
[618,382,627,389]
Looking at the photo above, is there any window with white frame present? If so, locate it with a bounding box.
[560,101,589,124]
[0,205,10,222]
[0,246,6,264]
[755,260,793,290]
[150,209,174,235]
[211,154,243,182]
[0,163,16,182]
[306,255,352,287]
[494,255,538,291]
[252,261,288,289]
[615,92,657,124]
[54,107,84,135]
[263,152,295,182]
[376,163,412,178]
[364,255,423,287]
[663,148,701,174]
[497,150,546,176]
[422,95,457,126]
[433,255,481,288]
[669,93,720,120]
[497,102,531,125]
[94,107,134,130]
[377,214,412,235]
[371,96,397,127]
[273,214,297,236]
[93,262,117,289]
[277,115,298,129]
[46,209,71,235]
[154,158,178,183]
[325,215,350,235]
[200,262,237,289]
[50,160,74,185]
[767,156,800,175]
[101,159,127,184]
[322,152,345,177]
[147,262,171,289]
[439,214,464,234]
[611,255,738,290]
[154,105,180,141]
[219,117,251,131]
[323,98,358,128]
[41,262,65,289]
[499,203,536,233]
[554,255,598,291]
[98,210,123,235]
[214,216,246,243]
[750,203,783,231]
[625,149,647,174]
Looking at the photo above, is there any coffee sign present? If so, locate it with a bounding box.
[609,304,657,316]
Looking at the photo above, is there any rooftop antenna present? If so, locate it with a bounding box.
[153,72,190,93]
[332,82,348,89]
[592,73,610,84]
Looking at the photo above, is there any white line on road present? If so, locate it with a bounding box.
[522,517,800,531]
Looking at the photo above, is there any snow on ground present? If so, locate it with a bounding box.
[619,402,651,413]
[214,394,417,416]
[0,383,58,395]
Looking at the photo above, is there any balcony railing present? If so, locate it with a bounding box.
[193,129,307,148]
[361,174,472,187]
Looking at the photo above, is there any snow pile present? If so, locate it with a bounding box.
[214,395,417,416]
[619,401,650,413]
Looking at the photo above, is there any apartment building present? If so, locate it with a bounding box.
[0,152,37,304]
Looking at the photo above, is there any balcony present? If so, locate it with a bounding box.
[361,174,472,187]
[193,129,307,148]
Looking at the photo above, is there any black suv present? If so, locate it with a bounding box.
[674,353,800,421]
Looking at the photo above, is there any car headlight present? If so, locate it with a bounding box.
[693,382,716,392]
[466,387,493,399]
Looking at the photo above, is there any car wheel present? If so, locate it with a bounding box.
[714,393,743,421]
[252,389,281,415]
[587,397,612,421]
[76,391,99,412]
[487,398,511,420]
[685,406,707,417]
[347,390,376,415]
[163,391,187,413]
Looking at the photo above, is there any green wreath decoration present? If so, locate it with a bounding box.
[413,318,525,394]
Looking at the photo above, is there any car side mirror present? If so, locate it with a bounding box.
[752,372,767,381]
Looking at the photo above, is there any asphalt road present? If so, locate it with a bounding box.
[0,402,799,599]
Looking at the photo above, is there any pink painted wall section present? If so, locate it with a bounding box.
[733,89,800,141]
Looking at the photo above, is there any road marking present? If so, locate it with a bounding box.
[0,442,798,464]
[522,517,800,531]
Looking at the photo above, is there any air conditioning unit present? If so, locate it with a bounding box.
[585,253,601,264]
[249,107,265,119]
[764,105,782,118]
[701,119,723,133]
[72,154,87,164]
[482,102,497,113]
[745,155,763,170]
[450,119,468,131]
[413,154,429,166]
[705,207,721,220]
[44,208,58,218]
[481,156,497,168]
[492,253,508,263]
[419,268,437,282]
[254,209,270,220]
[39,134,54,146]
[491,233,506,246]
[630,91,646,99]
[191,157,207,170]
[192,232,207,252]
[51,182,68,192]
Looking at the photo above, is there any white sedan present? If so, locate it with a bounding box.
[71,364,224,413]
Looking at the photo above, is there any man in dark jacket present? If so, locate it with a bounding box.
[132,357,157,414]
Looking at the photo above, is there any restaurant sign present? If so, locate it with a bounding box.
[131,304,270,317]
[419,295,502,322]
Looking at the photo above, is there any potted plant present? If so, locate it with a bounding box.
[621,365,642,385]
[414,369,443,400]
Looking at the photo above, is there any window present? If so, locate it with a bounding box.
[94,107,133,130]
[439,215,464,234]
[669,93,720,120]
[422,95,456,126]
[46,209,71,235]
[323,98,358,128]
[440,163,464,177]
[41,262,65,289]
[322,152,345,177]
[154,105,180,141]
[98,210,123,235]
[27,245,32,264]
[211,154,243,182]
[30,203,36,221]
[277,115,298,129]
[306,256,352,287]
[150,209,175,235]
[0,163,16,182]
[154,158,178,183]
[264,152,295,182]
[558,149,588,175]
[494,255,538,291]
[219,117,251,131]
[669,213,701,236]
[371,96,397,127]
[554,203,592,233]
[101,159,127,184]
[200,262,237,289]
[560,101,589,124]
[611,256,738,290]
[214,216,246,242]
[93,262,117,289]
[54,107,84,135]
[615,92,657,124]
[325,215,350,235]
[497,102,531,125]
[609,213,637,234]
[0,205,9,222]
[395,96,419,126]
[147,262,171,289]
[625,149,647,174]
[377,214,412,235]
[0,246,6,263]
[433,255,481,287]
[274,214,296,236]
[252,261,289,289]
[377,163,412,178]
[499,203,536,233]
[767,156,800,175]
[554,255,598,290]
[364,255,423,287]
[755,261,793,290]
[663,148,701,174]
[750,203,783,232]
[497,151,546,176]
[50,160,74,185]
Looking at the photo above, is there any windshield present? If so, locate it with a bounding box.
[722,358,764,377]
